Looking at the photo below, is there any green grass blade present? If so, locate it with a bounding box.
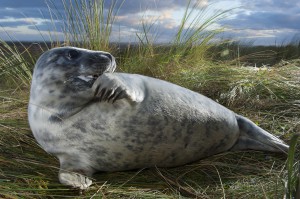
[286,133,300,199]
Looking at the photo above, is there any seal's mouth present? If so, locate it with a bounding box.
[75,54,116,85]
[75,74,101,88]
[77,74,99,82]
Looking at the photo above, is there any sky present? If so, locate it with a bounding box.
[0,0,299,45]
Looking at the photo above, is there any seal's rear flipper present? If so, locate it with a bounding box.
[230,115,289,154]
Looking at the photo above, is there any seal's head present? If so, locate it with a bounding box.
[33,46,116,89]
[30,46,116,110]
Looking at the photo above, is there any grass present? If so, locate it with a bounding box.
[118,1,229,79]
[209,39,300,67]
[0,93,292,198]
[0,40,35,87]
[0,0,300,198]
[286,133,300,198]
[61,0,121,51]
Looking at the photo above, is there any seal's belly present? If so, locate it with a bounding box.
[56,99,239,171]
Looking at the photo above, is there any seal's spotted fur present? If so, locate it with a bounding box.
[28,47,289,189]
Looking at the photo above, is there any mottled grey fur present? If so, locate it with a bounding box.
[28,47,289,189]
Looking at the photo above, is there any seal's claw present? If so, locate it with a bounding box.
[59,171,92,190]
[92,73,134,103]
[111,90,124,103]
[107,91,116,102]
[104,89,114,102]
[98,89,106,101]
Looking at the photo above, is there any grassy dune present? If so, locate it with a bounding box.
[1,0,300,198]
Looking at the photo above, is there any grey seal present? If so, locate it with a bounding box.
[28,47,289,189]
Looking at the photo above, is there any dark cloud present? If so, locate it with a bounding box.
[217,0,300,44]
[236,0,300,30]
[0,7,55,32]
[244,0,300,11]
[1,8,52,19]
[221,11,300,30]
[0,20,27,27]
[0,0,194,28]
[0,0,50,8]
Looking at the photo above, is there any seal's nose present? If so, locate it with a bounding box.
[103,53,113,62]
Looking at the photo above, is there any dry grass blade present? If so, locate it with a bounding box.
[154,167,199,198]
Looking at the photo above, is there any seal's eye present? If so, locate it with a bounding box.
[67,50,80,59]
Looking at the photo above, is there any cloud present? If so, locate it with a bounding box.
[221,0,300,31]
[0,15,62,33]
[0,19,28,27]
[111,0,220,43]
[0,7,53,21]
[0,25,64,41]
[222,11,300,30]
[217,0,300,45]
[111,0,209,15]
[220,28,300,45]
[112,0,186,15]
[0,0,299,45]
[0,17,51,26]
[111,10,179,43]
[0,0,211,43]
[0,0,50,8]
[243,0,300,12]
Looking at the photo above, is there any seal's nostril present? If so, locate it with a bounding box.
[104,53,113,61]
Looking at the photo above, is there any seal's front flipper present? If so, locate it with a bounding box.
[230,115,289,154]
[59,170,92,189]
[92,73,144,103]
[58,156,94,189]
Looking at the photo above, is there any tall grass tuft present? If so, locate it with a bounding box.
[120,1,231,79]
[53,0,122,51]
[210,39,300,67]
[0,39,36,87]
[171,1,228,64]
[285,133,300,199]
